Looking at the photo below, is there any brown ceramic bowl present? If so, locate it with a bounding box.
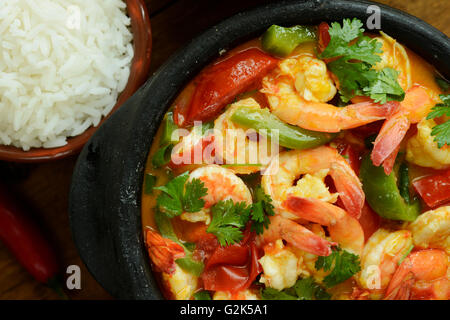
[0,0,152,163]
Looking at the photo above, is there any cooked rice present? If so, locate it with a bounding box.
[0,0,134,150]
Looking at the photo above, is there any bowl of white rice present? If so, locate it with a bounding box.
[0,0,152,162]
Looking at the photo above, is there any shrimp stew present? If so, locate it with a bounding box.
[142,19,450,300]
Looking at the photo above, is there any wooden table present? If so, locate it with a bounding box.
[0,0,448,300]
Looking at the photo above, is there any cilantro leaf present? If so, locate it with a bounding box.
[294,277,332,300]
[426,94,450,148]
[206,200,251,246]
[363,67,405,104]
[183,178,208,213]
[320,18,404,103]
[249,186,275,234]
[327,58,374,102]
[260,288,297,300]
[261,277,330,300]
[154,172,207,218]
[315,246,361,287]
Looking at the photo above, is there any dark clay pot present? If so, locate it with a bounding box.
[69,0,450,299]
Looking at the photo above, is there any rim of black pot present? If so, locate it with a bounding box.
[69,0,450,300]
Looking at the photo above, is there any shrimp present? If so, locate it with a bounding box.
[180,165,252,223]
[261,56,396,133]
[357,229,413,298]
[213,98,277,174]
[258,239,303,290]
[262,147,364,219]
[145,229,185,274]
[409,206,450,254]
[162,264,198,300]
[374,32,412,91]
[385,249,449,300]
[282,196,365,255]
[406,119,450,169]
[371,85,439,174]
[261,214,336,257]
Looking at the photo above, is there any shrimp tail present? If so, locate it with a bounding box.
[371,110,410,174]
[263,215,334,256]
[146,229,185,274]
[283,196,364,255]
[330,161,365,219]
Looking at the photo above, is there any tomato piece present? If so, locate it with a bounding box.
[174,48,279,126]
[200,231,262,293]
[412,169,450,208]
[318,22,330,52]
[206,244,248,268]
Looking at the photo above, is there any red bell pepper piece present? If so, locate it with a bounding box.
[413,169,450,208]
[174,48,279,126]
[0,185,60,284]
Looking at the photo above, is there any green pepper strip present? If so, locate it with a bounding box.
[262,25,317,57]
[144,173,157,195]
[194,291,212,300]
[359,155,420,222]
[160,112,179,146]
[230,106,337,150]
[154,210,204,276]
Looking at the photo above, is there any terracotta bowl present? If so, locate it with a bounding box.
[0,0,152,163]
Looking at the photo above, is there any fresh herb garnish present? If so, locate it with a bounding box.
[206,200,251,246]
[247,186,275,235]
[206,187,276,245]
[261,277,331,300]
[154,172,207,218]
[426,94,450,148]
[315,246,361,287]
[320,18,404,104]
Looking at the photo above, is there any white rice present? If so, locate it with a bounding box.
[0,0,134,150]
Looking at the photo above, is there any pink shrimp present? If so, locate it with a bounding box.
[262,147,365,219]
[385,249,449,300]
[283,196,365,255]
[371,85,437,174]
[262,73,397,133]
[261,215,336,256]
[145,229,185,274]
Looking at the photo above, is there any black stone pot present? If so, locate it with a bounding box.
[69,0,450,299]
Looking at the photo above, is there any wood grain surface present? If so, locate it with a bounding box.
[0,0,448,300]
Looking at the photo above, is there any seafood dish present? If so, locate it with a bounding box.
[142,19,450,300]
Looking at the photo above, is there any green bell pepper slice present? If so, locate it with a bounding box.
[154,210,204,276]
[160,112,179,147]
[262,25,317,57]
[359,155,420,221]
[230,106,336,149]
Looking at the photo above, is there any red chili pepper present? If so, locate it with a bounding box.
[174,48,279,126]
[0,185,60,285]
[413,169,450,208]
[200,230,262,293]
